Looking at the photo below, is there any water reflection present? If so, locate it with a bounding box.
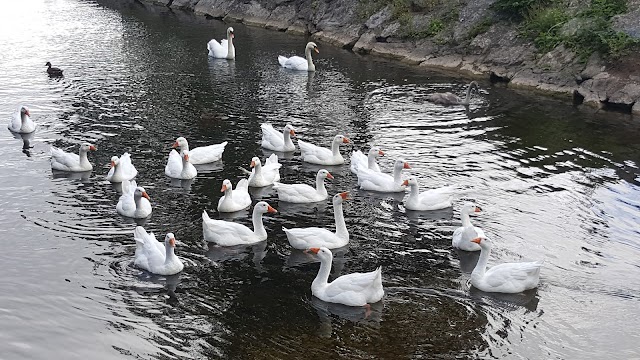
[51,169,92,182]
[205,241,267,271]
[311,296,383,338]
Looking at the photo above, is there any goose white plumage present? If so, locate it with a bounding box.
[133,227,184,276]
[172,137,227,164]
[165,149,197,179]
[298,135,350,165]
[203,201,277,246]
[116,179,152,218]
[8,105,35,133]
[278,42,319,72]
[350,147,384,175]
[402,176,457,211]
[50,143,97,172]
[357,158,410,192]
[248,154,281,187]
[106,152,138,182]
[217,179,251,212]
[452,202,485,251]
[207,27,235,59]
[260,123,296,152]
[308,247,384,307]
[283,192,349,249]
[273,169,333,203]
[470,236,543,293]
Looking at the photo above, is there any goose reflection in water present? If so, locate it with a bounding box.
[51,169,92,182]
[205,241,267,271]
[133,271,182,306]
[169,177,194,190]
[311,296,383,338]
[13,131,34,157]
[469,286,540,313]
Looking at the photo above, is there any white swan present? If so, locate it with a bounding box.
[278,42,319,72]
[203,201,277,246]
[207,27,235,59]
[308,247,384,307]
[133,227,184,276]
[165,149,197,179]
[173,137,227,164]
[8,105,35,133]
[452,202,485,251]
[106,152,138,182]
[116,180,152,219]
[217,179,251,212]
[357,158,410,192]
[273,169,333,203]
[50,143,96,172]
[283,192,349,249]
[470,236,543,293]
[350,147,384,174]
[260,123,296,152]
[248,154,281,187]
[402,176,457,211]
[298,135,350,165]
[426,81,479,105]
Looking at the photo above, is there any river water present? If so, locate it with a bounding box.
[1,0,639,358]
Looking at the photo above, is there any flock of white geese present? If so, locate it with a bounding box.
[6,27,543,309]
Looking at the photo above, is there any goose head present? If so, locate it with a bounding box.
[334,134,350,144]
[369,147,384,158]
[395,159,411,170]
[317,169,333,180]
[164,233,176,248]
[221,179,233,193]
[110,156,120,168]
[471,235,491,249]
[45,62,52,67]
[402,176,419,187]
[250,156,262,169]
[308,246,332,261]
[20,106,30,118]
[227,27,234,39]
[332,191,350,205]
[134,186,150,200]
[254,201,277,214]
[173,137,188,150]
[182,150,191,163]
[306,42,319,54]
[284,124,296,137]
[80,143,97,153]
[461,202,482,215]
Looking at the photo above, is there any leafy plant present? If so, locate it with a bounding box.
[492,0,549,19]
[522,6,568,53]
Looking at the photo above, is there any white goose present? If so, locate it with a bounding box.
[207,27,235,59]
[248,154,281,187]
[283,192,349,249]
[116,180,152,218]
[106,152,138,183]
[298,135,350,165]
[165,149,197,179]
[50,143,96,172]
[350,147,384,174]
[273,169,333,203]
[308,247,384,307]
[133,226,184,276]
[173,137,227,164]
[357,158,410,192]
[8,105,35,133]
[261,123,296,152]
[203,201,277,246]
[402,176,457,211]
[470,236,544,293]
[217,179,251,212]
[278,42,319,72]
[452,202,485,251]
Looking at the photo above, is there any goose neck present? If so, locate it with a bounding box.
[393,165,403,183]
[252,209,267,239]
[331,140,340,156]
[333,201,348,239]
[471,245,490,280]
[316,175,327,197]
[165,244,176,264]
[311,255,332,293]
[79,149,90,168]
[461,211,472,228]
[306,48,315,71]
[367,155,377,170]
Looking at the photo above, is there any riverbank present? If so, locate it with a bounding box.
[140,0,640,114]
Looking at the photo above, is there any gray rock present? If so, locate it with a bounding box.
[453,0,496,41]
[353,31,377,53]
[380,22,400,39]
[580,53,606,81]
[170,0,200,9]
[608,83,640,105]
[612,0,640,38]
[633,101,640,114]
[365,6,391,29]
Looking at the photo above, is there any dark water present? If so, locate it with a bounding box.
[1,0,640,358]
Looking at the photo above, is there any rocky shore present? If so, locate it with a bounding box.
[141,0,640,114]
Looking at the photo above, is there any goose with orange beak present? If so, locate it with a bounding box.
[260,123,296,152]
[470,236,544,293]
[356,159,410,192]
[50,143,97,172]
[273,169,333,203]
[165,148,197,179]
[452,202,485,251]
[298,134,350,165]
[350,147,384,175]
[402,176,459,211]
[203,201,277,246]
[116,180,152,218]
[283,192,350,249]
[247,154,281,187]
[133,227,184,275]
[307,247,384,307]
[172,137,227,164]
[217,178,251,212]
[106,152,138,183]
[8,105,35,133]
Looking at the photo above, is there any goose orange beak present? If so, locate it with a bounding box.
[250,160,256,168]
[309,247,320,254]
[183,154,189,161]
[142,192,150,200]
[474,206,482,213]
[221,184,227,192]
[326,172,334,180]
[172,141,179,148]
[402,179,409,186]
[403,162,411,169]
[339,192,350,200]
[378,150,385,156]
[267,205,278,213]
[110,160,116,167]
[471,237,482,244]
[343,137,350,143]
[314,48,319,54]
[289,129,295,136]
[169,237,176,247]
[89,145,97,151]
[25,110,30,117]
